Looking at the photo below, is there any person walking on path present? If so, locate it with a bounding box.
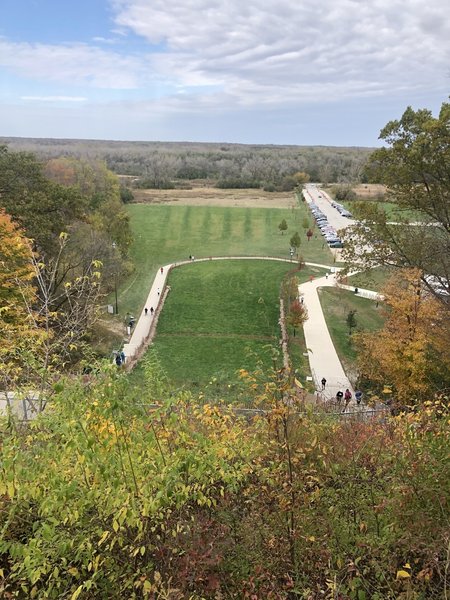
[343,388,352,412]
[355,390,363,405]
[321,377,327,390]
[144,307,148,316]
[160,267,163,274]
[336,390,343,407]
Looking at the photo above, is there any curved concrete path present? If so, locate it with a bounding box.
[122,256,330,364]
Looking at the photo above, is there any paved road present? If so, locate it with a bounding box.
[303,183,356,231]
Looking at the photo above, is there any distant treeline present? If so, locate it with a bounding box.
[1,137,375,189]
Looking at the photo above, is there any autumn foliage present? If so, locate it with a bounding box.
[0,357,448,598]
[355,269,450,405]
[0,211,42,385]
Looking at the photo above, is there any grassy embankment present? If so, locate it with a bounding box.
[129,260,327,400]
[318,287,385,377]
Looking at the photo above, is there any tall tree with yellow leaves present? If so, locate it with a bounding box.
[1,211,103,412]
[356,269,450,406]
[0,210,42,390]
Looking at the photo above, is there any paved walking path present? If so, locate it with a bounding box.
[299,271,353,401]
[2,255,381,418]
[122,256,332,364]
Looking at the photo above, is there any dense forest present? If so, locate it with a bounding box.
[0,137,373,189]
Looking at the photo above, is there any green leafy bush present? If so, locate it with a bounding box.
[1,361,448,598]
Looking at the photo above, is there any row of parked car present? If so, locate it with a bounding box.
[309,202,344,248]
[331,201,353,218]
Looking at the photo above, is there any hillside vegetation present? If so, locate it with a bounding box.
[0,365,448,598]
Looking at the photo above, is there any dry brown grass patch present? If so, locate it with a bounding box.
[352,184,386,198]
[132,186,296,209]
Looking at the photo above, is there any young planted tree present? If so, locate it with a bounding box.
[281,276,300,309]
[346,309,357,335]
[287,298,308,336]
[289,232,301,254]
[278,219,288,235]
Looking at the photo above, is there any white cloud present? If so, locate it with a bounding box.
[0,0,448,125]
[0,40,146,89]
[21,96,87,102]
[111,0,450,105]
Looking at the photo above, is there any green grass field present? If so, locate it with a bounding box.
[344,200,432,222]
[107,197,388,400]
[347,267,393,292]
[129,260,326,400]
[318,288,385,373]
[120,204,334,316]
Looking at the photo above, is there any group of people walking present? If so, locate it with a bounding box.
[321,377,363,412]
[335,388,353,412]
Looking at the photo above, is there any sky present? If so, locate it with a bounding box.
[0,0,448,146]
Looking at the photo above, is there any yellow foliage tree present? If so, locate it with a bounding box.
[0,210,41,387]
[355,268,450,405]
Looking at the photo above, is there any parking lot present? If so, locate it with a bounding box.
[302,184,356,257]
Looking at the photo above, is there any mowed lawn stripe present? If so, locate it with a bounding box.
[124,204,333,316]
[201,207,211,243]
[158,332,274,340]
[157,261,288,337]
[221,208,232,240]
